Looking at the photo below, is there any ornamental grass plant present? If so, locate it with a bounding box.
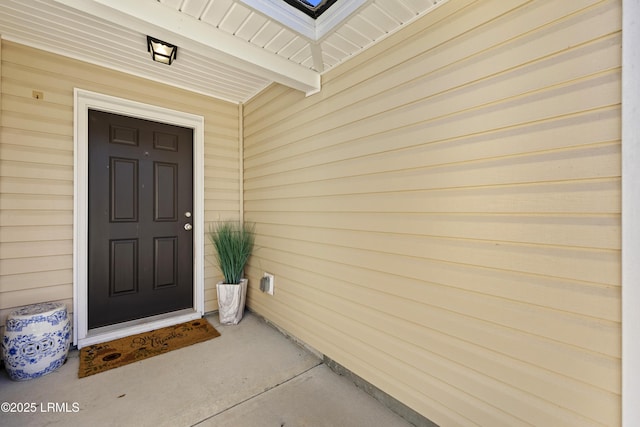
[209,221,255,284]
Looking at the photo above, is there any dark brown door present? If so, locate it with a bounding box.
[88,110,194,329]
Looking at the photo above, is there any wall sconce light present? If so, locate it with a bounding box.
[147,36,177,65]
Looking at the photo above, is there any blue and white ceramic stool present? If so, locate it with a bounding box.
[2,302,71,381]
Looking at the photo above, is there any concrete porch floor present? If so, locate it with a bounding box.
[0,312,414,427]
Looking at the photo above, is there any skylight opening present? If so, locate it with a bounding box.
[282,0,338,19]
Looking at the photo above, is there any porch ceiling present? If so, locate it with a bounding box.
[0,0,444,103]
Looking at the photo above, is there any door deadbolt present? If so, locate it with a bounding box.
[184,211,192,218]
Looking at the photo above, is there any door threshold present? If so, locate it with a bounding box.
[78,308,201,349]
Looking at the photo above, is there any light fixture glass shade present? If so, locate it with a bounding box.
[147,36,177,65]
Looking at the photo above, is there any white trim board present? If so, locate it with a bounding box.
[622,0,640,425]
[73,89,205,349]
[53,0,320,96]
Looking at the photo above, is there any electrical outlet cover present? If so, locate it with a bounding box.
[264,273,275,295]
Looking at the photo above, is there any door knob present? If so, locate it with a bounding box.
[184,223,193,231]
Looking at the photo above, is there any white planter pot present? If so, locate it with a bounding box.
[216,279,248,325]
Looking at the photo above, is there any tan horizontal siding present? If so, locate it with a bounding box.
[2,288,73,314]
[0,40,240,322]
[0,240,72,264]
[249,211,620,250]
[244,0,621,425]
[0,269,72,292]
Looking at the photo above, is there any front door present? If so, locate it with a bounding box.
[88,110,194,329]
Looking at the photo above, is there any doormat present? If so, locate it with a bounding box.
[78,319,220,378]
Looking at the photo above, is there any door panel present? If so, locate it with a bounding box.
[110,239,137,295]
[88,110,194,329]
[154,236,177,288]
[154,162,178,221]
[111,158,138,222]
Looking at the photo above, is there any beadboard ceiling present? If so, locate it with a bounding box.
[0,0,445,103]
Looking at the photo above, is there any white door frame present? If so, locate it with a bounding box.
[622,1,640,425]
[73,89,205,348]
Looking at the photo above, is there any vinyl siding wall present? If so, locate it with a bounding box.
[0,41,240,328]
[243,0,621,425]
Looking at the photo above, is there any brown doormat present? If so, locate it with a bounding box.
[78,319,220,378]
